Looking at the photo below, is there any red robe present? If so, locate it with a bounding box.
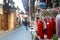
[51,18,56,34]
[37,20,44,39]
[46,19,52,39]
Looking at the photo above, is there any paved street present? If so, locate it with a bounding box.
[0,25,32,40]
[0,25,60,40]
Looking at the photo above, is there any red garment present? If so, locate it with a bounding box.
[46,19,53,39]
[51,18,56,34]
[37,20,44,39]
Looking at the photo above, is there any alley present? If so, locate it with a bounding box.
[0,0,60,40]
[0,25,32,40]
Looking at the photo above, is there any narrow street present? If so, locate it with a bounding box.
[0,0,60,40]
[0,25,32,40]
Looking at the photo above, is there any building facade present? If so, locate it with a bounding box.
[0,0,16,31]
[16,7,20,27]
[0,0,3,30]
[28,0,36,21]
[8,0,16,30]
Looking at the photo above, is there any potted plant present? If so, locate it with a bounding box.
[52,34,58,40]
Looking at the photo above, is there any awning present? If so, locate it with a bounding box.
[38,2,46,9]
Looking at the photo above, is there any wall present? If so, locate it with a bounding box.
[16,10,20,27]
[0,14,1,30]
[0,4,3,30]
[8,13,11,30]
[0,4,3,15]
[9,12,16,30]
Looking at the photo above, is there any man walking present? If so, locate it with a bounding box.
[24,18,28,30]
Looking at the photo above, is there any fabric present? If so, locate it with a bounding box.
[37,20,44,39]
[56,14,60,38]
[46,19,53,39]
[51,18,56,34]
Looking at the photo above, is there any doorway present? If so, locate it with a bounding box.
[2,13,8,30]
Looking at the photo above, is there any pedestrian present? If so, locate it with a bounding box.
[24,18,28,30]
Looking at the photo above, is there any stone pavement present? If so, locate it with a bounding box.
[0,25,60,40]
[0,25,32,40]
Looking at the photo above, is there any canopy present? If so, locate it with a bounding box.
[38,2,46,9]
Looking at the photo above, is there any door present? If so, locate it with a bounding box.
[2,13,8,30]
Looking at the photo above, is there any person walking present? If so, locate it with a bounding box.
[24,18,28,30]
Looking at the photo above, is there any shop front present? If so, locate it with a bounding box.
[8,7,16,30]
[8,12,16,30]
[0,4,3,30]
[0,14,1,30]
[1,8,9,30]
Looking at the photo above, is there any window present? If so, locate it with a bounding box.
[9,3,11,6]
[11,5,13,7]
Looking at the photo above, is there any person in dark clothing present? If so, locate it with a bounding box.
[24,18,28,30]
